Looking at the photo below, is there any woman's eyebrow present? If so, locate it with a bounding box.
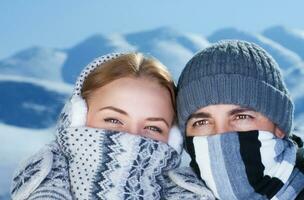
[146,117,170,128]
[98,106,128,116]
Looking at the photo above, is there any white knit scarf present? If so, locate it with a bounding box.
[57,126,181,200]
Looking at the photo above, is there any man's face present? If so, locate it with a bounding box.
[186,104,284,138]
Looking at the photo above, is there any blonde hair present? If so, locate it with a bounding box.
[81,53,176,111]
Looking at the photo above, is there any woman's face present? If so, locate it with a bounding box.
[86,77,174,143]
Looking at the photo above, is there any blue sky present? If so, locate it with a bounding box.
[1,0,304,59]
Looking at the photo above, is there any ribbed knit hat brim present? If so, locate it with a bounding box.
[177,74,294,136]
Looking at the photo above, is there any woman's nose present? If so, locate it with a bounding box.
[127,124,142,136]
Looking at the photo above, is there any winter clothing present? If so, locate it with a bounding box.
[177,40,294,136]
[167,167,215,200]
[169,133,304,200]
[11,53,208,200]
[185,130,304,199]
[57,127,180,199]
[11,143,72,200]
[172,40,304,200]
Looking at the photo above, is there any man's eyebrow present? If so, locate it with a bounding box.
[228,107,256,116]
[98,106,128,116]
[188,112,211,121]
[146,117,170,128]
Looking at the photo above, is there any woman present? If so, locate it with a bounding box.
[11,53,187,200]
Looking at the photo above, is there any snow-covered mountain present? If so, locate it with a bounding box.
[208,27,303,72]
[62,34,136,84]
[125,27,209,80]
[62,27,209,83]
[1,26,304,198]
[263,26,304,60]
[0,47,67,82]
[0,75,71,128]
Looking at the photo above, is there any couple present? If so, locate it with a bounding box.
[11,40,304,200]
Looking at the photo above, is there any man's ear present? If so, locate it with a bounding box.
[274,126,285,138]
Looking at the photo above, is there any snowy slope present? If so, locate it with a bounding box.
[0,123,54,197]
[263,26,304,60]
[208,27,303,72]
[0,75,72,129]
[61,27,210,84]
[62,34,136,84]
[125,27,210,80]
[0,47,67,82]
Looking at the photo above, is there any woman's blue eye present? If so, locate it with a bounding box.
[104,118,123,125]
[144,126,163,134]
[192,119,209,127]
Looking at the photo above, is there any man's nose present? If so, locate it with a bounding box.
[214,122,231,135]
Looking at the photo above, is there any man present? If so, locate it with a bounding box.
[172,40,304,199]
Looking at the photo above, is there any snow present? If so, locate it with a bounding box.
[183,33,210,51]
[292,29,304,39]
[255,33,302,68]
[263,26,304,60]
[0,124,54,163]
[0,74,73,94]
[62,34,137,83]
[22,102,49,113]
[0,47,67,82]
[0,123,54,196]
[107,33,137,52]
[152,40,194,80]
[208,27,303,72]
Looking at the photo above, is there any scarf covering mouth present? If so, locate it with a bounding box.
[186,130,304,200]
[56,126,181,200]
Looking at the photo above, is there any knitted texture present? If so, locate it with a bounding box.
[56,126,181,199]
[167,167,215,200]
[11,143,72,200]
[177,40,294,136]
[185,130,304,199]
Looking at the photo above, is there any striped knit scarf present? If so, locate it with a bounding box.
[57,126,180,200]
[186,130,304,200]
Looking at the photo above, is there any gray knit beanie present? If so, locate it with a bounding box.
[177,40,294,136]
